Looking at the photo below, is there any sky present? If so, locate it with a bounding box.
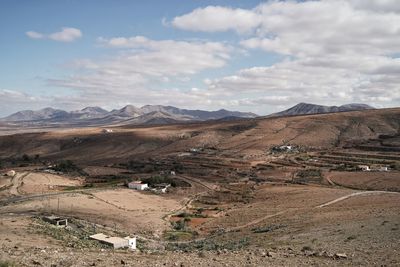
[1,0,400,116]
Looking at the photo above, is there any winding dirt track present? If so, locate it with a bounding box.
[316,190,400,208]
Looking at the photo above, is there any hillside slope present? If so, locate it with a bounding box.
[0,108,398,164]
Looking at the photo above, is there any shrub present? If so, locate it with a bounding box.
[22,154,30,162]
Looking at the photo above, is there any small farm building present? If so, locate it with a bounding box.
[43,215,68,227]
[128,181,148,190]
[90,233,136,249]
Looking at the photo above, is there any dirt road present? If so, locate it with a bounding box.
[316,190,400,208]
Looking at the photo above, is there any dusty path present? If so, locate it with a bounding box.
[177,175,217,191]
[316,190,400,208]
[226,210,287,232]
[9,172,29,196]
[162,175,217,223]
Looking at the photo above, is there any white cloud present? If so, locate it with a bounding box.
[26,31,44,39]
[170,0,400,110]
[45,36,233,110]
[171,6,261,34]
[26,27,82,42]
[95,36,232,76]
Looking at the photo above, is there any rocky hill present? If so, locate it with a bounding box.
[270,103,374,117]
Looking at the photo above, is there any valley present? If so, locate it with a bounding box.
[0,108,399,266]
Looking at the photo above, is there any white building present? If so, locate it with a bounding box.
[102,129,113,133]
[358,165,370,171]
[90,233,136,249]
[378,166,389,172]
[279,145,292,151]
[128,181,148,190]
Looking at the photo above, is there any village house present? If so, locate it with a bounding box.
[90,233,136,249]
[358,165,370,171]
[377,166,389,172]
[128,181,148,190]
[42,215,68,227]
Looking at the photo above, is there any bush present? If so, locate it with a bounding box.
[173,220,186,231]
[22,154,30,162]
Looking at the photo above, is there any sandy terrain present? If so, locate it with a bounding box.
[326,171,400,191]
[19,172,83,194]
[0,189,181,235]
[1,184,399,266]
[0,176,11,189]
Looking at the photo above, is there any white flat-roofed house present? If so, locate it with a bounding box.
[358,165,370,171]
[378,166,389,172]
[90,233,136,249]
[128,181,148,190]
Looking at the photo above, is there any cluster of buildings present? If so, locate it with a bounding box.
[358,165,389,172]
[128,180,171,194]
[271,144,298,153]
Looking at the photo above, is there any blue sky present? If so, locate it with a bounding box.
[1,0,399,116]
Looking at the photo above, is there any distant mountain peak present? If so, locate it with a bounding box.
[271,103,375,117]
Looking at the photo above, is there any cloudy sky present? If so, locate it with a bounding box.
[1,0,399,116]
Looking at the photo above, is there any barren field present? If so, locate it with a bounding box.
[19,172,83,194]
[326,171,400,191]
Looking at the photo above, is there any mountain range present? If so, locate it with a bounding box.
[0,102,375,126]
[0,105,257,126]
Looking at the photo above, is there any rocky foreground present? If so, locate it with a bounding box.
[1,244,366,267]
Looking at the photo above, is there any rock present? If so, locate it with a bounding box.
[120,259,126,265]
[260,251,267,257]
[267,251,277,258]
[335,253,348,259]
